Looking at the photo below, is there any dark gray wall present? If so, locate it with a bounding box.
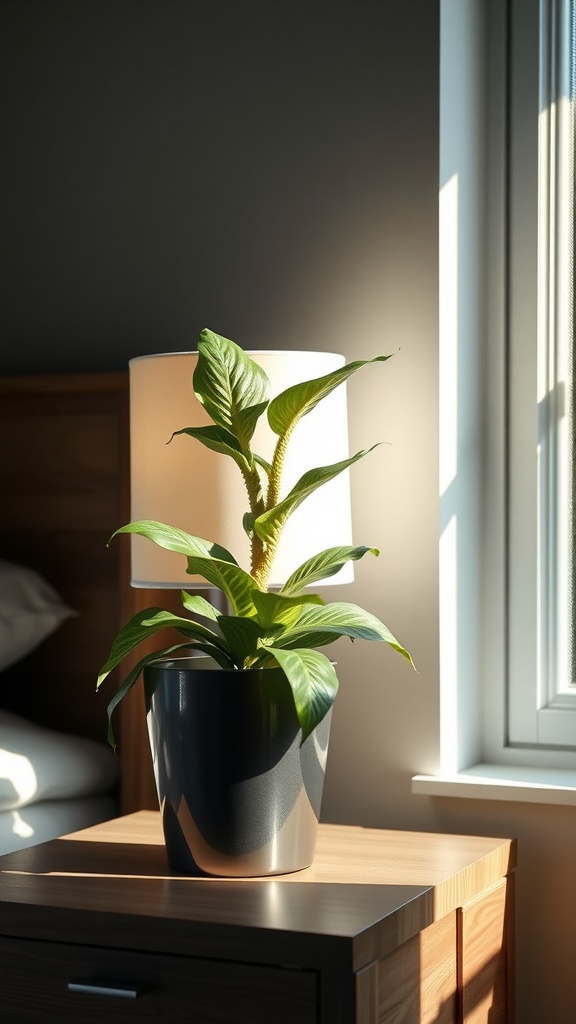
[0,0,437,372]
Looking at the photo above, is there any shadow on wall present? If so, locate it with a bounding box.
[0,0,434,374]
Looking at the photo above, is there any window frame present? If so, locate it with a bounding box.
[432,0,576,794]
[507,0,576,750]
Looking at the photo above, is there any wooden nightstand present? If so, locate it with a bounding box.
[0,812,516,1023]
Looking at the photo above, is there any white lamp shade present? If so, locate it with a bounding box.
[129,350,354,588]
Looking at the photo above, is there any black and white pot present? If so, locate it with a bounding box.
[144,656,331,877]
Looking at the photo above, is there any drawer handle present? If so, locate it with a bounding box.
[68,978,148,999]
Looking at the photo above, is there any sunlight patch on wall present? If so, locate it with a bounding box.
[439,171,461,774]
[439,172,459,497]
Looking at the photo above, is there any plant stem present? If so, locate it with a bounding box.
[266,431,290,509]
[252,539,276,590]
[252,429,291,589]
[241,463,266,578]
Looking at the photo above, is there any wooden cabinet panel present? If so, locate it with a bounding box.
[460,877,513,1024]
[356,961,379,1024]
[0,935,317,1024]
[360,912,457,1024]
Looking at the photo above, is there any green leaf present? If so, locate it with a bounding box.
[111,520,238,565]
[186,556,260,618]
[243,512,255,539]
[180,591,221,622]
[194,329,269,449]
[253,452,272,476]
[140,609,226,645]
[253,446,380,545]
[104,642,193,750]
[281,545,380,595]
[274,602,415,665]
[97,607,173,687]
[252,590,324,630]
[97,607,232,690]
[267,355,394,437]
[218,615,263,666]
[170,425,251,473]
[266,647,338,741]
[268,629,341,650]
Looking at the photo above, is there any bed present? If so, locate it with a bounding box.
[0,372,158,855]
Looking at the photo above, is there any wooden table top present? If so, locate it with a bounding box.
[0,812,516,972]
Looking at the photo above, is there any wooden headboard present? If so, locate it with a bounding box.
[0,372,158,813]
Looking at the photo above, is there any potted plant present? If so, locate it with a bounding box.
[97,329,413,877]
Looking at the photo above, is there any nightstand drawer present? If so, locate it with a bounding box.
[0,936,317,1024]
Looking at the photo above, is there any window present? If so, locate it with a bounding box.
[415,0,576,801]
[508,0,575,749]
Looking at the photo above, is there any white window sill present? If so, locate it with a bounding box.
[412,764,576,806]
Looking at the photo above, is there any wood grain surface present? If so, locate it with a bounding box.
[0,813,516,975]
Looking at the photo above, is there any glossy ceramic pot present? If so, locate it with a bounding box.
[144,656,331,877]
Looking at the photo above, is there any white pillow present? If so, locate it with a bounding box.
[0,711,119,810]
[0,560,76,671]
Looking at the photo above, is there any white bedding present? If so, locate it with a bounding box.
[0,710,119,857]
[0,710,118,810]
[0,795,118,856]
[0,562,120,857]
